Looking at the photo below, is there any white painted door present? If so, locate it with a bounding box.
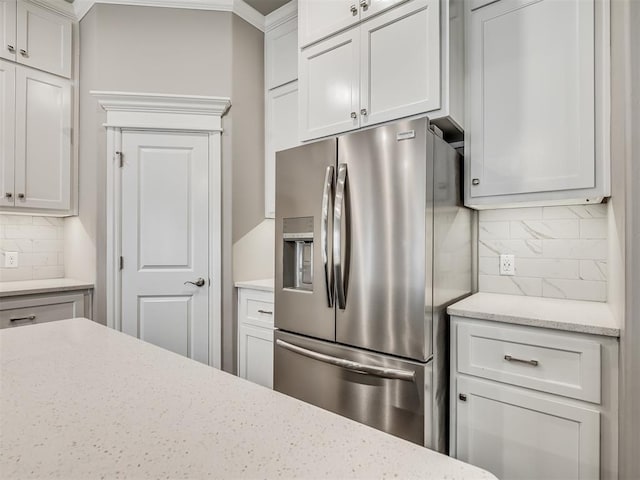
[16,1,72,78]
[0,0,16,61]
[120,131,210,363]
[14,65,71,211]
[360,0,439,127]
[467,0,595,198]
[0,59,14,208]
[265,81,299,218]
[299,27,360,141]
[456,376,600,480]
[266,17,297,90]
[299,0,359,48]
[238,323,274,388]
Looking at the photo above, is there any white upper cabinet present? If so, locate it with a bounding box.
[0,59,14,207]
[360,0,410,19]
[266,18,298,89]
[16,1,72,78]
[298,0,359,48]
[465,0,609,208]
[14,66,71,211]
[299,26,360,140]
[360,0,439,127]
[0,0,16,62]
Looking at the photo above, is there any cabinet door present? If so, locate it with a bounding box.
[0,58,14,207]
[266,81,299,218]
[16,1,72,78]
[299,27,360,141]
[299,0,359,48]
[266,18,298,90]
[0,0,16,61]
[360,0,439,127]
[0,292,86,329]
[238,324,274,389]
[15,66,71,211]
[467,0,595,199]
[456,376,600,480]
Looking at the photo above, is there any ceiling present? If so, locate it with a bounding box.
[243,0,290,15]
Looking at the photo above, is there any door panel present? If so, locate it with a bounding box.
[0,0,16,61]
[360,0,440,127]
[274,330,429,445]
[299,0,359,48]
[299,27,360,140]
[456,376,600,480]
[0,59,14,207]
[238,324,274,389]
[275,139,336,342]
[468,0,595,197]
[16,1,71,78]
[121,131,209,364]
[336,118,431,360]
[14,66,71,211]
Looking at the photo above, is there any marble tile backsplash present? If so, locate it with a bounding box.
[0,215,64,282]
[478,205,608,302]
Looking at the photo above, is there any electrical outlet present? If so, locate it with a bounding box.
[4,251,18,268]
[499,254,515,276]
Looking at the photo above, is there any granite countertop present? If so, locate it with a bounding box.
[0,278,94,297]
[448,292,620,337]
[234,277,274,292]
[0,319,494,480]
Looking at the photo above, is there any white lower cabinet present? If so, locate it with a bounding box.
[237,287,274,389]
[451,317,619,479]
[0,290,92,329]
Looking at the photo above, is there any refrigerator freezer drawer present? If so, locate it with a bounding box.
[274,330,432,446]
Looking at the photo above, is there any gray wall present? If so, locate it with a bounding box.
[76,4,265,374]
[618,0,640,476]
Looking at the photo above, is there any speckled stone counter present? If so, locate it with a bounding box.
[448,292,620,337]
[0,319,495,480]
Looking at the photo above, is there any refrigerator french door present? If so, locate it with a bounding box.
[274,117,471,451]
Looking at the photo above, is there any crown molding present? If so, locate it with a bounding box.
[28,0,77,19]
[264,0,297,32]
[92,91,231,131]
[74,0,266,31]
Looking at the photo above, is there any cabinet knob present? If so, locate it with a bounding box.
[17,193,25,199]
[360,108,368,116]
[350,4,358,15]
[19,49,28,57]
[360,0,369,10]
[459,393,467,402]
[7,44,15,53]
[5,192,12,199]
[472,178,480,186]
[350,111,357,119]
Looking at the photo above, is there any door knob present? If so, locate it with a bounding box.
[19,49,28,57]
[184,277,206,287]
[359,0,369,10]
[350,4,357,15]
[17,193,25,199]
[360,108,368,116]
[7,45,15,53]
[350,111,357,119]
[5,192,12,199]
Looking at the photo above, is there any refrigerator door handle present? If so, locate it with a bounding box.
[321,165,334,307]
[333,163,348,309]
[276,339,416,382]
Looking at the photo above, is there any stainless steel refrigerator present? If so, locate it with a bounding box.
[274,117,472,452]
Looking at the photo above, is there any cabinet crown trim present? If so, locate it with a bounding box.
[92,91,232,131]
[265,0,297,31]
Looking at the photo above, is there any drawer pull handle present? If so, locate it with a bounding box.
[257,309,273,315]
[504,354,539,366]
[10,315,36,323]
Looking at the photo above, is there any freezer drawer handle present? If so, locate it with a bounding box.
[276,339,415,382]
[321,165,334,307]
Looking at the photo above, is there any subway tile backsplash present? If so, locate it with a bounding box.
[0,215,64,282]
[478,204,608,302]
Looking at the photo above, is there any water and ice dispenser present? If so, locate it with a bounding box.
[282,217,314,292]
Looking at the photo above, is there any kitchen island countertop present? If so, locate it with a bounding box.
[0,318,495,480]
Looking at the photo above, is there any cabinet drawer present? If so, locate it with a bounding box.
[239,288,274,329]
[456,320,601,403]
[0,292,85,329]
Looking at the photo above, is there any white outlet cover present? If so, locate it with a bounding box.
[4,251,18,268]
[499,254,515,276]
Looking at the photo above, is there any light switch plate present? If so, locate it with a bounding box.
[499,254,515,276]
[4,251,18,268]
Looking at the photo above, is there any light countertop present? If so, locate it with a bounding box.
[235,277,274,292]
[448,292,620,337]
[0,278,94,297]
[0,318,494,480]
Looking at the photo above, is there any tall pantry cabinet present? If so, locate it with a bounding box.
[0,0,75,215]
